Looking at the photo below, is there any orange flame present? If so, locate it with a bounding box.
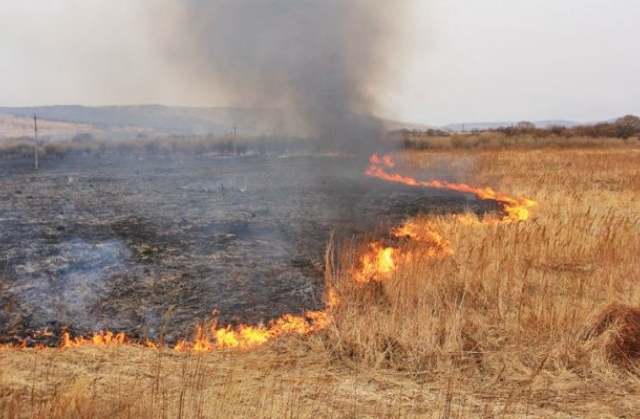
[350,155,536,284]
[61,331,128,348]
[352,219,455,284]
[392,221,452,254]
[171,310,329,352]
[326,287,341,309]
[367,155,536,222]
[354,242,397,283]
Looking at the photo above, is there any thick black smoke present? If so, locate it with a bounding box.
[171,0,406,152]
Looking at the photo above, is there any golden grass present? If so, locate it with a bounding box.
[3,147,640,418]
[400,132,638,150]
[327,148,640,411]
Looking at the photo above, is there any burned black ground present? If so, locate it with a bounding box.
[0,153,496,344]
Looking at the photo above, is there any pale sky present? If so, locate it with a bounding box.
[0,0,638,126]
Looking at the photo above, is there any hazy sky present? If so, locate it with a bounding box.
[0,0,638,125]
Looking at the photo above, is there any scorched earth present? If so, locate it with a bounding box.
[0,153,497,346]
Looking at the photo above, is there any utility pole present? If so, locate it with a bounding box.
[33,113,39,171]
[233,125,238,155]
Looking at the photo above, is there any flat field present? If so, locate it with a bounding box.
[0,153,491,344]
[2,146,640,418]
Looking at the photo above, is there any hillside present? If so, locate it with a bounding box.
[0,113,103,140]
[0,105,299,140]
[0,105,439,141]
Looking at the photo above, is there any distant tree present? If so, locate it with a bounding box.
[548,125,568,136]
[616,114,640,127]
[615,115,640,138]
[516,121,536,132]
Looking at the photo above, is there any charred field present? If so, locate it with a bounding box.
[0,152,495,345]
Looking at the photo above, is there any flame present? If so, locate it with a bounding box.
[61,331,128,348]
[353,242,396,283]
[391,221,420,239]
[326,287,341,309]
[0,309,330,353]
[366,155,536,222]
[171,310,329,352]
[351,155,536,284]
[392,221,452,255]
[353,219,455,284]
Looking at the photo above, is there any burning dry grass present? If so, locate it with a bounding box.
[3,147,640,417]
[325,148,640,413]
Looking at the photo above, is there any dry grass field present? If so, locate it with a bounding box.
[2,146,640,418]
[0,114,99,140]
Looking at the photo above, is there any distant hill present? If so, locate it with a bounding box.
[0,105,429,141]
[0,105,291,140]
[0,113,100,140]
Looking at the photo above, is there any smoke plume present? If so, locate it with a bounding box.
[168,0,406,152]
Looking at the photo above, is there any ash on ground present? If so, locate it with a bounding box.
[0,154,496,343]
